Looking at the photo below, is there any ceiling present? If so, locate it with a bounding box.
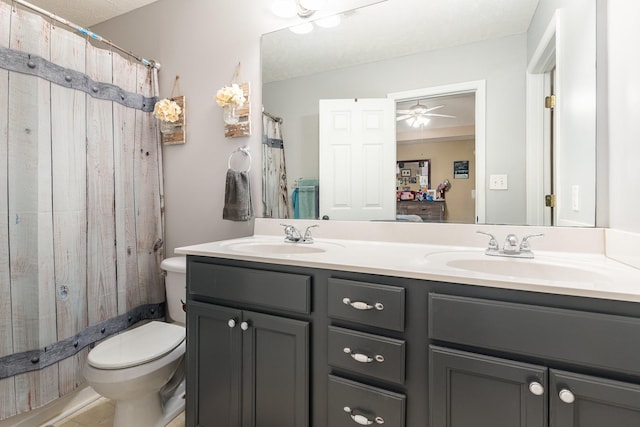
[23,0,160,27]
[262,0,540,83]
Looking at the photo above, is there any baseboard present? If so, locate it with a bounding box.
[0,385,100,427]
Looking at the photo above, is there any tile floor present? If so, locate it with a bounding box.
[50,397,185,427]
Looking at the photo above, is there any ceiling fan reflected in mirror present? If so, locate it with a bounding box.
[396,101,456,128]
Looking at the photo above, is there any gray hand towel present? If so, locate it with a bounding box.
[223,169,253,221]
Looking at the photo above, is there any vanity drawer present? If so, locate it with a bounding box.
[328,326,406,385]
[328,374,406,427]
[328,278,405,331]
[429,293,640,376]
[189,261,311,314]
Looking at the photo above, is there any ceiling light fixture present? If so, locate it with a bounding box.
[289,22,314,34]
[299,0,328,10]
[315,14,341,28]
[408,116,431,128]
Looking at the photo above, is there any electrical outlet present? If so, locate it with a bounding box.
[489,174,508,190]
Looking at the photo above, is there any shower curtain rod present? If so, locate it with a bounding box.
[11,0,161,69]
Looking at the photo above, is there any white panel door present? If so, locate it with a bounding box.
[319,98,396,221]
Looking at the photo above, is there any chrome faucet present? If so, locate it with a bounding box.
[302,225,319,243]
[503,234,520,254]
[281,224,302,242]
[280,224,318,244]
[477,231,543,258]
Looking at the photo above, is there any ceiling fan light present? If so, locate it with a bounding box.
[271,0,297,18]
[410,116,431,128]
[315,14,341,28]
[299,0,327,10]
[289,22,314,34]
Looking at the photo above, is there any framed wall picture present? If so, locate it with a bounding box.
[401,169,411,177]
[454,160,469,179]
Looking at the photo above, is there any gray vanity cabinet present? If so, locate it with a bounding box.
[187,301,242,426]
[550,370,640,426]
[430,346,640,427]
[186,259,310,427]
[428,293,640,427]
[429,345,547,427]
[184,255,640,427]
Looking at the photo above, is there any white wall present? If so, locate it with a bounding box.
[264,34,528,225]
[528,0,597,227]
[607,1,640,233]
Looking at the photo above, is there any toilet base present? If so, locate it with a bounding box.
[113,379,185,427]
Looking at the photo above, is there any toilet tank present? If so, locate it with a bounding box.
[161,256,186,325]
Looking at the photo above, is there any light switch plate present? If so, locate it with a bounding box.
[489,174,508,190]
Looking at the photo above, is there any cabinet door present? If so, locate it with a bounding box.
[550,370,640,427]
[430,346,547,427]
[242,311,309,427]
[187,301,242,427]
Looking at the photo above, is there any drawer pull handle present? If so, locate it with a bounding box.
[559,389,575,404]
[343,348,385,363]
[343,407,384,425]
[528,381,544,396]
[342,298,384,311]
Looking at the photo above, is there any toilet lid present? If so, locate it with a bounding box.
[88,321,185,369]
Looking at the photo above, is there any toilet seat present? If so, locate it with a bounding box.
[88,321,185,370]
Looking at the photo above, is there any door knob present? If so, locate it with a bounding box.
[240,321,250,331]
[228,319,236,328]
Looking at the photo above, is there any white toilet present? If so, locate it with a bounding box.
[84,256,187,427]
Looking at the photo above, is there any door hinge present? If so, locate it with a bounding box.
[545,94,556,109]
[545,194,556,207]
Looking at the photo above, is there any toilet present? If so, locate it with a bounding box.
[84,256,187,427]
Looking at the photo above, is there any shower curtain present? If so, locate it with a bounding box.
[262,114,290,218]
[0,2,164,420]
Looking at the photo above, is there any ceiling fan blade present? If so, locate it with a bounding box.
[422,105,444,112]
[396,109,413,114]
[396,115,412,121]
[425,113,457,118]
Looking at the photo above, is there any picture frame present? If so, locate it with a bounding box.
[409,177,417,184]
[425,189,437,200]
[401,169,411,177]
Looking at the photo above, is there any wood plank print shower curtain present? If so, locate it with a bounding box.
[0,2,164,419]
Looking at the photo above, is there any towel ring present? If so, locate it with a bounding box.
[227,147,252,172]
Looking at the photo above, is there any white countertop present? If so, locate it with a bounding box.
[175,233,640,303]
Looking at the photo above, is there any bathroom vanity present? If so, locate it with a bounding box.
[178,226,640,427]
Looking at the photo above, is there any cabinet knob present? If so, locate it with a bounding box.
[343,407,384,425]
[528,381,544,396]
[240,321,250,331]
[227,319,236,328]
[559,389,575,404]
[342,298,384,311]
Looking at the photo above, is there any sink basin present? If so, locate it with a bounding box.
[425,251,608,284]
[224,240,342,255]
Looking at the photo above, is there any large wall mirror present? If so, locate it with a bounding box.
[261,0,597,227]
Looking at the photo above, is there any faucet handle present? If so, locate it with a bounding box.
[519,233,544,252]
[302,225,319,243]
[280,224,302,242]
[476,231,499,252]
